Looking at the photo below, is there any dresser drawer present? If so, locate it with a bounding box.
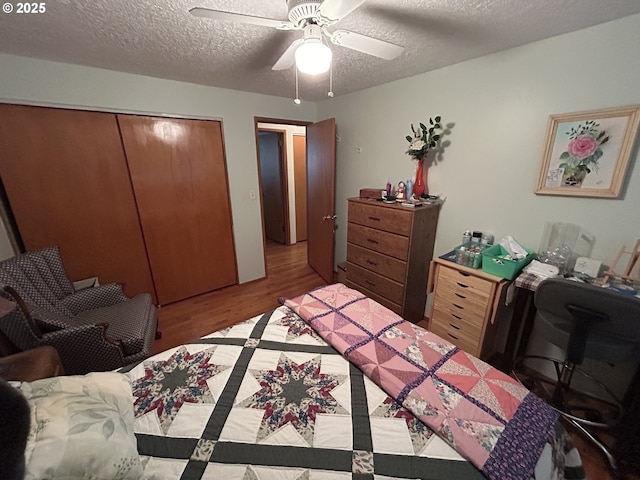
[346,263,404,305]
[347,223,409,261]
[429,318,481,356]
[348,201,412,236]
[347,243,407,283]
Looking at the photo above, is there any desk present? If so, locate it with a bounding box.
[502,272,544,372]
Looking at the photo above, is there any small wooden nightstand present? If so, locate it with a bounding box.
[427,258,512,360]
[0,346,65,382]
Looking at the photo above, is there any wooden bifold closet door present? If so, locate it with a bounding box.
[117,115,237,305]
[0,104,237,305]
[0,104,156,301]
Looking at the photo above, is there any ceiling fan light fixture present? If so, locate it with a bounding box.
[295,39,332,75]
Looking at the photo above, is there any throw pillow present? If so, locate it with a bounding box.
[18,372,142,480]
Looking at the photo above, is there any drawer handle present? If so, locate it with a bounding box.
[456,282,469,289]
[368,216,381,222]
[448,323,460,330]
[366,259,378,266]
[458,271,471,277]
[364,279,376,287]
[448,333,459,341]
[451,313,462,320]
[455,293,467,299]
[452,303,464,310]
[366,238,379,245]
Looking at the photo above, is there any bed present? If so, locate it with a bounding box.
[16,284,585,480]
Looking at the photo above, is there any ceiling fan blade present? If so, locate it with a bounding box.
[317,0,366,23]
[189,8,296,30]
[272,39,303,70]
[330,30,403,60]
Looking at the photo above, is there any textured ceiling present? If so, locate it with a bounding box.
[1,0,640,102]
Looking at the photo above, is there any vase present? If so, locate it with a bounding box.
[561,167,587,188]
[413,159,428,197]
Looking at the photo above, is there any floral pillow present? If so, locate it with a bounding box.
[18,372,142,480]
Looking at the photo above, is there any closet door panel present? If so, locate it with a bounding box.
[0,104,156,301]
[118,115,237,305]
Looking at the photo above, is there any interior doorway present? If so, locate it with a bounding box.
[256,120,309,272]
[255,117,336,284]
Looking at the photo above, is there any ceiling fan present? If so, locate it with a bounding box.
[190,0,404,75]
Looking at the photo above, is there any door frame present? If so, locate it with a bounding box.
[253,117,312,277]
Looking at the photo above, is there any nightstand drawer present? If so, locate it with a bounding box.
[433,288,489,324]
[435,275,491,311]
[437,264,493,295]
[430,319,480,355]
[347,223,409,261]
[429,308,483,338]
[346,262,404,305]
[348,201,412,236]
[347,243,407,283]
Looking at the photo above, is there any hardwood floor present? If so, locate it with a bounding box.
[153,240,325,353]
[151,240,618,479]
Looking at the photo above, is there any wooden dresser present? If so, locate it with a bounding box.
[345,197,439,322]
[427,258,511,359]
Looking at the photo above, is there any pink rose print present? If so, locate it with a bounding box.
[567,135,598,159]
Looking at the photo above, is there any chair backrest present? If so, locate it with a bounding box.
[534,278,640,364]
[0,246,74,320]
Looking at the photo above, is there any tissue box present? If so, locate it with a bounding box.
[481,244,535,279]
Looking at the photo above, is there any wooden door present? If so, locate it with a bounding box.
[259,131,287,244]
[293,135,307,242]
[118,115,237,305]
[0,104,156,301]
[306,118,336,283]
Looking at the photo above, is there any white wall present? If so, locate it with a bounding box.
[318,14,640,270]
[0,54,316,283]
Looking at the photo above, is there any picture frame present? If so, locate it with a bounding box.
[535,105,640,198]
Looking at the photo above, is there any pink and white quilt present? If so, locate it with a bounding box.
[283,283,562,480]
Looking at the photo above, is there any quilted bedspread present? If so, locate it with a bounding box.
[120,285,582,479]
[283,284,562,480]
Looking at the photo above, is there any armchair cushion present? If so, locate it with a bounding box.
[0,246,157,374]
[62,283,129,315]
[72,294,154,356]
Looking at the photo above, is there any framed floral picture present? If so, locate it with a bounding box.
[535,105,640,198]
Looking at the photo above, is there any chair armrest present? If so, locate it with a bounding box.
[62,283,129,315]
[41,323,126,374]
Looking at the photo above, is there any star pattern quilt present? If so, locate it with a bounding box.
[121,287,583,480]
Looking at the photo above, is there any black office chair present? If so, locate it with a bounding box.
[513,277,640,477]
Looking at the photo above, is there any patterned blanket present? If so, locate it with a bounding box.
[282,284,561,480]
[123,306,490,479]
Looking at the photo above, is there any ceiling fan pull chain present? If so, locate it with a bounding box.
[294,68,301,105]
[328,60,334,98]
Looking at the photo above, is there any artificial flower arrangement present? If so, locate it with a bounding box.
[405,116,442,160]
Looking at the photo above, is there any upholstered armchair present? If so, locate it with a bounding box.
[0,246,157,375]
